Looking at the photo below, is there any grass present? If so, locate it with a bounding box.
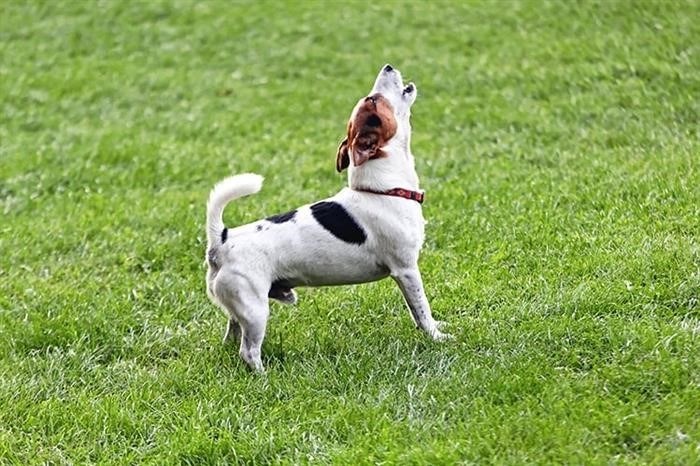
[1,0,699,463]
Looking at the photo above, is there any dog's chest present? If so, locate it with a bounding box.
[347,195,425,251]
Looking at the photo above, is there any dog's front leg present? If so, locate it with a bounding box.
[392,267,452,340]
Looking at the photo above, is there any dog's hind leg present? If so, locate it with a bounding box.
[238,299,270,372]
[214,272,270,371]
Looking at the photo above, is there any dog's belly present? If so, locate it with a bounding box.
[278,255,390,288]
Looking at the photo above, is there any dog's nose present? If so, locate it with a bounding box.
[383,64,394,72]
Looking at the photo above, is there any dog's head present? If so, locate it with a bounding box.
[336,64,417,172]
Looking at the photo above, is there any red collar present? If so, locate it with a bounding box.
[355,187,425,204]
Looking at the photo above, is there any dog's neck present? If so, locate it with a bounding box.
[347,139,419,192]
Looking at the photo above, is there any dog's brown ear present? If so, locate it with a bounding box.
[336,137,350,172]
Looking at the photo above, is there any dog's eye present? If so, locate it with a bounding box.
[403,84,414,94]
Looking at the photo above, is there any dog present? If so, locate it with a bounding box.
[205,64,451,371]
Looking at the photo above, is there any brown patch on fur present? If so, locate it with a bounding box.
[336,94,397,172]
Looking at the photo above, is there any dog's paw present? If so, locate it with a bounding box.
[430,328,454,342]
[433,320,453,339]
[435,320,449,331]
[435,332,455,342]
[252,363,266,373]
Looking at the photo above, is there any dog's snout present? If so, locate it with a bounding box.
[383,64,394,73]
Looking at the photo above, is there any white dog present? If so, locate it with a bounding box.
[205,64,451,371]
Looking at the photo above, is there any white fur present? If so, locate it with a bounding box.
[206,173,263,249]
[205,65,451,372]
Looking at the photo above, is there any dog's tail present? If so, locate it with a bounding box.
[206,173,264,247]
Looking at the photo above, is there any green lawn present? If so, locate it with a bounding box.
[1,0,699,463]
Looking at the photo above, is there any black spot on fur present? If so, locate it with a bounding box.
[221,228,228,244]
[256,224,263,232]
[310,201,366,245]
[267,210,297,224]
